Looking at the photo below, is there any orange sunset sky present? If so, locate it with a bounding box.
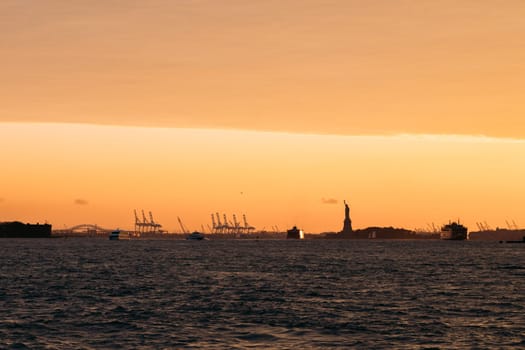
[1,1,525,233]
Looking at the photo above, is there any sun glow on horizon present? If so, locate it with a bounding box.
[2,1,525,237]
[1,122,524,233]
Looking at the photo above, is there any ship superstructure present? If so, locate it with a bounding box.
[440,222,468,240]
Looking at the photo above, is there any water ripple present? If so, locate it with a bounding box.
[0,239,524,348]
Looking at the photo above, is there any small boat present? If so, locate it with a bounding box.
[186,231,206,240]
[286,226,304,239]
[109,229,120,240]
[440,222,468,240]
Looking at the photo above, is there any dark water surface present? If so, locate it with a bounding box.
[1,239,524,349]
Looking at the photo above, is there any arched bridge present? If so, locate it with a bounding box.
[68,224,114,232]
[53,224,118,235]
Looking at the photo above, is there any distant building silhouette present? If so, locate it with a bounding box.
[340,200,353,235]
[0,222,51,238]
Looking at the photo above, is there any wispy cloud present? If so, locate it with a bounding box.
[74,199,88,205]
[322,198,338,205]
[391,133,525,144]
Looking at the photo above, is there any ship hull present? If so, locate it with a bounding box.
[440,232,468,240]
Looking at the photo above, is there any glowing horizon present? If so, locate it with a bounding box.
[2,122,524,233]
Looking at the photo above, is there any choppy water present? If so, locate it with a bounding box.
[1,239,524,349]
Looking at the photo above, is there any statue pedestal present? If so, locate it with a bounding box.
[341,218,352,235]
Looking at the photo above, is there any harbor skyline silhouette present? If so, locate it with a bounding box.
[1,123,524,233]
[2,2,525,348]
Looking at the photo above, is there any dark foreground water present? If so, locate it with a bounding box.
[1,239,524,349]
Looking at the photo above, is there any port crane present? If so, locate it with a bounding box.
[243,214,255,234]
[149,211,162,233]
[134,209,142,234]
[223,214,231,234]
[177,216,189,234]
[142,210,148,228]
[506,220,519,230]
[134,209,164,235]
[476,221,493,231]
[211,214,217,233]
[215,213,224,234]
[232,214,241,235]
[210,212,257,235]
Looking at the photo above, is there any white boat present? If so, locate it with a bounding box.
[186,231,206,240]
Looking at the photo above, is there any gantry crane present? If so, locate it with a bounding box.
[177,216,189,234]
